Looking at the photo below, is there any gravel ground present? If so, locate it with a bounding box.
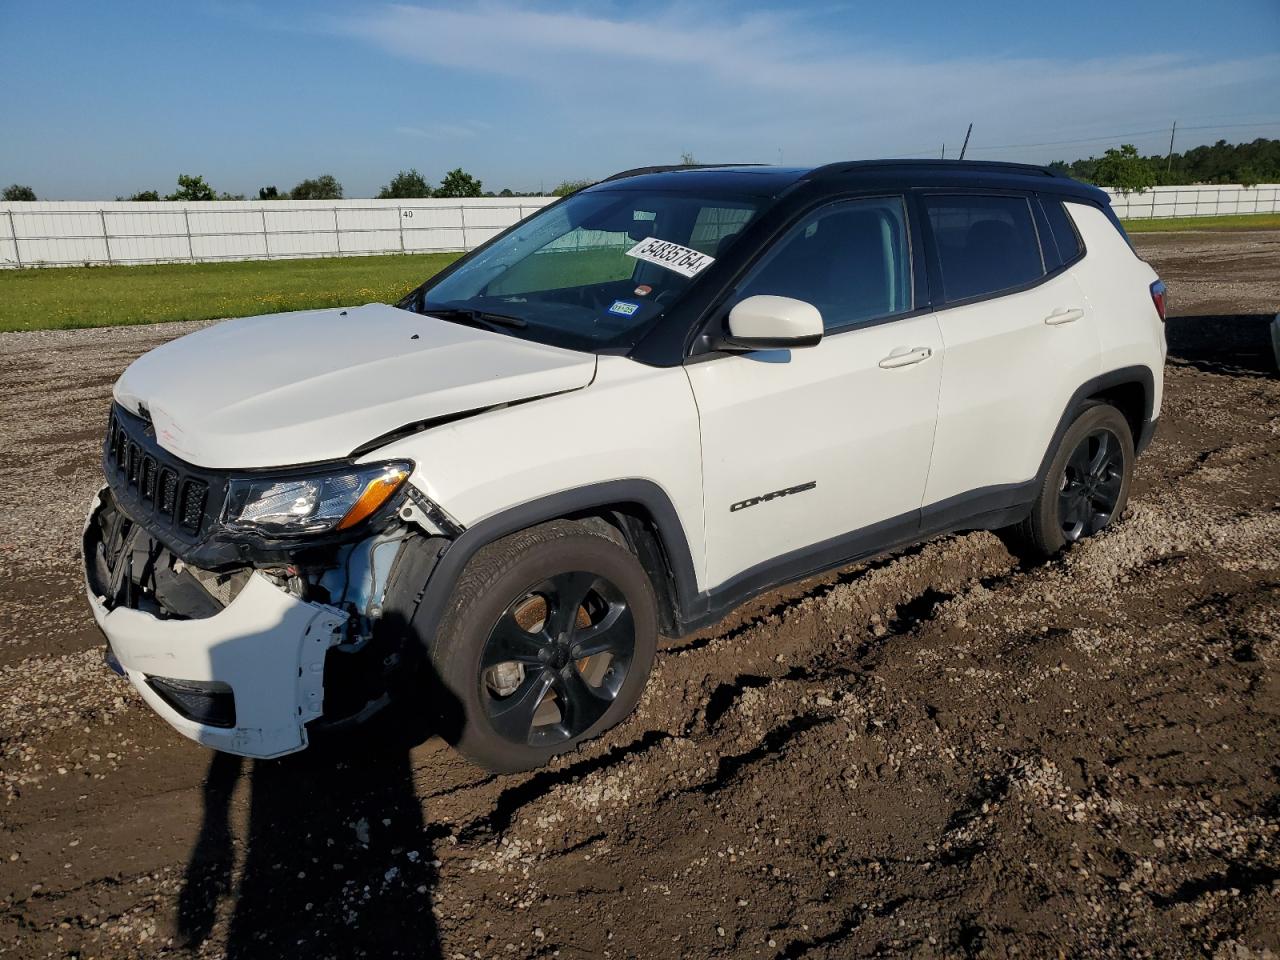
[1,231,1278,959]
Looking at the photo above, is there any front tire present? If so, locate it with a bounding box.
[1007,402,1134,559]
[427,520,658,773]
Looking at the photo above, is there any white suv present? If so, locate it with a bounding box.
[84,161,1167,771]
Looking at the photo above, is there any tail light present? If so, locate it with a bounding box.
[1149,279,1167,322]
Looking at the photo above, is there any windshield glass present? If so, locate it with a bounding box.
[408,189,760,351]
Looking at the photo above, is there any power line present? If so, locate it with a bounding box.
[1174,120,1280,132]
[967,128,1168,151]
[875,119,1280,163]
[965,120,1280,154]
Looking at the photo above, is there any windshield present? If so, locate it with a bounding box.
[406,189,760,351]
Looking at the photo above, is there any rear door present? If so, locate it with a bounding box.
[919,192,1100,509]
[686,196,943,591]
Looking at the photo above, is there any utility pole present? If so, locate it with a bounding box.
[1166,120,1177,174]
[959,123,973,160]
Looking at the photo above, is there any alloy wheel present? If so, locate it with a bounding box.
[479,571,635,746]
[1058,428,1124,542]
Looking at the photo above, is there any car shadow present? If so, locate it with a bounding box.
[1164,313,1278,378]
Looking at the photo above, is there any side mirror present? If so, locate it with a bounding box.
[714,295,823,351]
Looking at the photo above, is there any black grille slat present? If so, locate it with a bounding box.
[141,456,157,501]
[127,443,141,486]
[107,415,124,468]
[159,469,178,516]
[103,404,219,542]
[179,480,208,532]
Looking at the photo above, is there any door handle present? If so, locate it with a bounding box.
[1044,307,1084,325]
[878,346,932,369]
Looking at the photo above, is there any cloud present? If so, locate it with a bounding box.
[325,2,1280,171]
[395,121,483,139]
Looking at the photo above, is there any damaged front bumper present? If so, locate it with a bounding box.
[83,487,443,759]
[86,559,346,757]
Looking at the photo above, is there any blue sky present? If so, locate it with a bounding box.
[2,0,1278,199]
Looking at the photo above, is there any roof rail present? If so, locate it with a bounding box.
[807,159,1064,180]
[600,163,766,182]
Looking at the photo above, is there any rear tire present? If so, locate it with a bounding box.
[427,520,658,773]
[1005,402,1134,560]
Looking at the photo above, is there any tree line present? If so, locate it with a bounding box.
[6,139,1277,202]
[1050,137,1280,193]
[1,168,547,203]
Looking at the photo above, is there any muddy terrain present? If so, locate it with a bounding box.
[2,230,1278,959]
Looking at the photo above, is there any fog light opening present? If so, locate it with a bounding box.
[147,677,237,728]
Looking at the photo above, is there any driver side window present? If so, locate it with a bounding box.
[736,196,912,331]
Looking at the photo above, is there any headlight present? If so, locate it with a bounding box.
[223,461,412,537]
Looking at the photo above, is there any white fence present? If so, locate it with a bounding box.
[2,183,1277,270]
[1100,183,1279,219]
[0,197,556,269]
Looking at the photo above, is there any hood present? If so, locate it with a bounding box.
[114,303,597,469]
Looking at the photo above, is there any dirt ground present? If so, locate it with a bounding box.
[1,231,1278,960]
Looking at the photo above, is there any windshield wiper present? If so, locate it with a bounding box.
[423,305,528,330]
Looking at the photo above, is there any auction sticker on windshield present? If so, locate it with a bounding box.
[626,237,715,278]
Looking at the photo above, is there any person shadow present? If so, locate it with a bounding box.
[176,749,241,944]
[177,676,449,958]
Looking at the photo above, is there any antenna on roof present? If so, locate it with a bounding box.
[958,123,973,160]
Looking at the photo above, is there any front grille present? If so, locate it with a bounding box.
[104,405,222,542]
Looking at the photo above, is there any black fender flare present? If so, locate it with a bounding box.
[404,479,700,651]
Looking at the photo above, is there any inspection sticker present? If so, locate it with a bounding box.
[607,299,641,317]
[625,237,715,278]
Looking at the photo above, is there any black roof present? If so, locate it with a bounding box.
[587,160,1107,203]
[589,165,813,196]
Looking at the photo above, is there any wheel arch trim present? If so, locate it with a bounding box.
[408,479,699,650]
[1037,364,1155,478]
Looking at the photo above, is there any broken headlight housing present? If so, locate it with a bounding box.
[223,461,412,537]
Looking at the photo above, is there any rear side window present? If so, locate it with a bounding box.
[1043,199,1083,263]
[923,195,1045,302]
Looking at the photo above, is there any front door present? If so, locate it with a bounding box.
[686,196,943,591]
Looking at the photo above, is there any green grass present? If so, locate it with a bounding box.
[0,252,461,333]
[5,209,1277,333]
[1121,212,1280,233]
[487,247,636,295]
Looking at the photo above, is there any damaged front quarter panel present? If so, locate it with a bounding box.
[301,521,449,728]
